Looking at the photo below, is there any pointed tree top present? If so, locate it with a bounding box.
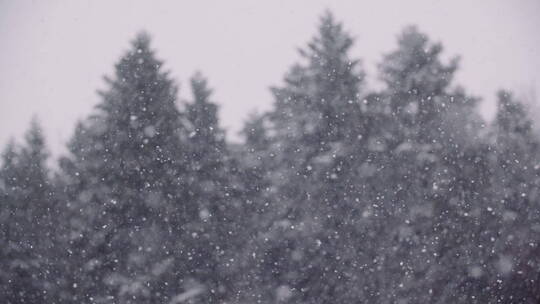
[1,138,18,166]
[379,25,459,93]
[186,72,225,149]
[241,112,269,148]
[398,25,428,47]
[132,30,152,51]
[302,10,354,61]
[24,117,46,151]
[187,71,221,132]
[494,89,534,147]
[114,30,162,79]
[496,90,530,128]
[320,9,336,27]
[285,10,363,91]
[190,71,213,103]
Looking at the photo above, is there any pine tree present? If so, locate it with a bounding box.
[233,112,277,301]
[238,112,273,216]
[3,12,539,303]
[485,90,540,302]
[379,26,459,148]
[0,119,58,303]
[185,72,228,207]
[182,72,236,302]
[245,11,371,303]
[373,26,489,303]
[58,32,193,303]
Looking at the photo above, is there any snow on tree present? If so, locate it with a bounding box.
[57,32,200,303]
[1,10,540,304]
[0,119,59,303]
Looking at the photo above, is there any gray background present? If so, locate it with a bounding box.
[1,0,539,155]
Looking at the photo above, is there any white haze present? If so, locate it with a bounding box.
[0,0,539,155]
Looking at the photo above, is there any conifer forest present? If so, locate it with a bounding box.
[2,10,540,304]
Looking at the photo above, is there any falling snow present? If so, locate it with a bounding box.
[1,10,540,304]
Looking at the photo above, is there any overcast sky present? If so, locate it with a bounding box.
[1,0,539,155]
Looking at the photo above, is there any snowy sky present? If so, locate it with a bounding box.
[1,0,539,155]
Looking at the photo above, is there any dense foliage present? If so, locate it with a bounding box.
[1,12,539,304]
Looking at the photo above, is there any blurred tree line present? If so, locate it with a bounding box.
[1,12,540,304]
